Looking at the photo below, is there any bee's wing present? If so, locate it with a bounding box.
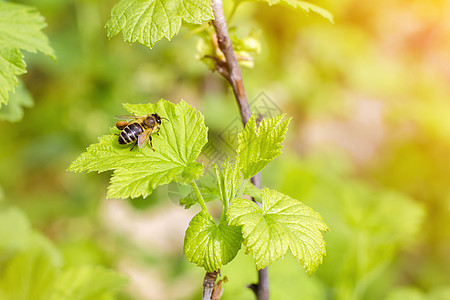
[137,130,151,148]
[114,114,136,121]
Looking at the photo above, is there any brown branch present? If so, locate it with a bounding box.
[202,271,219,300]
[210,0,269,299]
[211,0,251,124]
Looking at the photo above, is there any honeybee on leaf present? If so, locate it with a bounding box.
[115,113,168,151]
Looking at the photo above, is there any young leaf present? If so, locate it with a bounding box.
[258,0,333,23]
[49,266,127,300]
[106,0,214,49]
[214,158,242,208]
[237,114,291,179]
[68,99,208,199]
[227,188,328,275]
[184,211,243,272]
[0,2,55,106]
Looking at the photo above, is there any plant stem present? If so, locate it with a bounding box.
[211,0,268,299]
[191,181,208,212]
[211,0,251,124]
[202,271,219,300]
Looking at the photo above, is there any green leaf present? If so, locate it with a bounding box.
[258,0,333,23]
[237,114,290,179]
[0,2,55,106]
[49,266,127,300]
[68,99,208,199]
[214,158,242,208]
[0,48,26,107]
[227,188,328,275]
[0,233,62,300]
[0,79,33,122]
[106,0,214,49]
[184,211,243,272]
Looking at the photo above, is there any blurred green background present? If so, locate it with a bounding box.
[1,0,450,299]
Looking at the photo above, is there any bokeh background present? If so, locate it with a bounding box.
[1,0,450,299]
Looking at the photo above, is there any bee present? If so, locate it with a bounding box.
[115,113,168,151]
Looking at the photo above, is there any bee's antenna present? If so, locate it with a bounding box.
[162,117,170,122]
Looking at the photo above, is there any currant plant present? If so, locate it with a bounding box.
[69,99,329,290]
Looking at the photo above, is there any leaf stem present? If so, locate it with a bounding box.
[237,178,249,198]
[192,180,208,212]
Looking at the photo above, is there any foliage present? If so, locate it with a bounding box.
[0,1,54,109]
[236,114,290,179]
[184,211,242,272]
[71,105,329,275]
[0,208,127,300]
[69,99,207,199]
[106,0,214,48]
[228,188,328,274]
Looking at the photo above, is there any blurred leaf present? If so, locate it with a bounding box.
[237,114,290,179]
[184,211,243,272]
[69,99,208,199]
[0,233,62,300]
[386,287,425,300]
[0,2,54,106]
[0,79,33,122]
[227,188,328,275]
[49,266,127,300]
[0,208,31,265]
[276,155,426,297]
[258,0,333,23]
[386,286,450,300]
[106,0,214,49]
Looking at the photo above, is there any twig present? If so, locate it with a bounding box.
[210,0,269,299]
[202,271,219,300]
[211,0,251,124]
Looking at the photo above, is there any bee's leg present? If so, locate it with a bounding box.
[130,141,138,151]
[149,135,155,151]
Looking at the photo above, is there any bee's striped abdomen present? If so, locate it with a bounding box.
[118,123,143,144]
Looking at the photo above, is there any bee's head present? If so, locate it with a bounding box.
[152,113,169,124]
[152,113,162,124]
